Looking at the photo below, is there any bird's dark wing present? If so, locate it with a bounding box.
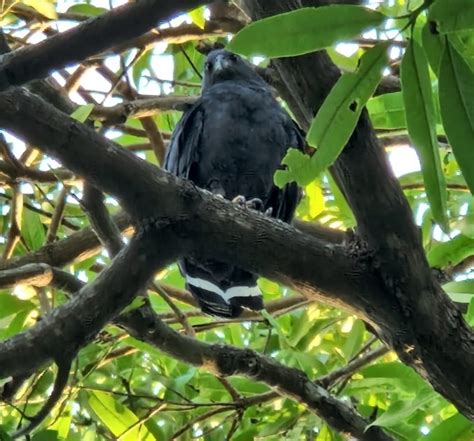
[164,102,204,180]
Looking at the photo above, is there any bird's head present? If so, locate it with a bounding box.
[202,49,264,90]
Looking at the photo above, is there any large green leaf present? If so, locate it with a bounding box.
[276,44,388,186]
[429,0,474,33]
[439,40,474,194]
[442,280,474,303]
[307,43,389,171]
[21,209,46,251]
[449,30,474,73]
[0,292,34,320]
[401,38,448,229]
[422,22,445,74]
[87,390,155,441]
[367,92,407,129]
[23,0,57,19]
[428,234,474,268]
[369,387,437,428]
[420,412,474,440]
[228,6,386,57]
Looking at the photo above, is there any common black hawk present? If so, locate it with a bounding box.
[165,49,304,318]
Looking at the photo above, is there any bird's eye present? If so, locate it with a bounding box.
[205,61,213,71]
[229,54,238,62]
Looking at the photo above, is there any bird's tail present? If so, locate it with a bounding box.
[180,260,263,318]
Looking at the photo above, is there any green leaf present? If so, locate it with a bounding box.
[341,319,365,360]
[307,43,388,174]
[0,292,34,319]
[367,92,407,129]
[429,0,474,33]
[70,104,94,123]
[261,309,292,349]
[428,234,474,267]
[87,390,154,441]
[66,4,107,17]
[21,209,46,250]
[23,0,57,19]
[0,309,30,339]
[466,298,474,326]
[449,30,474,73]
[422,22,445,74]
[31,430,59,441]
[228,6,386,57]
[274,148,314,187]
[442,280,474,303]
[121,296,145,314]
[420,412,474,440]
[351,362,427,394]
[369,387,437,428]
[439,40,474,194]
[132,49,153,87]
[401,38,448,229]
[188,6,206,30]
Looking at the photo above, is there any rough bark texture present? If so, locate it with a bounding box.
[242,0,474,419]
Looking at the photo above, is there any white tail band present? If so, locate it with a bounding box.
[186,275,261,303]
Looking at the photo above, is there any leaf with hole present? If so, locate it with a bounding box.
[307,42,389,174]
[429,0,474,33]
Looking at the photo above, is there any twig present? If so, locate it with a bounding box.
[318,346,390,389]
[2,183,23,259]
[151,283,196,337]
[46,185,70,243]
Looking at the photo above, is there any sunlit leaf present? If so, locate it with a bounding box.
[401,38,448,229]
[228,6,386,57]
[369,387,437,428]
[429,0,474,33]
[70,104,94,123]
[428,234,474,268]
[188,6,206,30]
[439,40,474,194]
[274,148,314,187]
[442,280,474,303]
[22,0,57,19]
[66,3,106,17]
[367,92,406,129]
[0,293,34,319]
[419,412,473,440]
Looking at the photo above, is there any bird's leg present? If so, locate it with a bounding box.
[245,198,264,211]
[232,195,247,206]
[232,196,266,212]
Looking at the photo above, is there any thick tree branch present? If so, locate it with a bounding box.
[0,0,209,91]
[0,84,473,418]
[0,230,173,380]
[118,305,394,441]
[242,0,474,419]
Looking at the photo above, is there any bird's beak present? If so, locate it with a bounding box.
[214,54,230,72]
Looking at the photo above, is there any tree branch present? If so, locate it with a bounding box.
[0,0,209,91]
[0,81,473,418]
[242,0,474,420]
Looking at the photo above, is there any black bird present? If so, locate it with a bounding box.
[165,49,304,318]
